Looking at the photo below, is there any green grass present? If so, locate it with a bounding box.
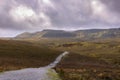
[0,40,61,72]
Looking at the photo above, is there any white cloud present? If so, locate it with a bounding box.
[10,5,36,21]
[42,0,54,7]
[9,4,52,29]
[91,0,105,15]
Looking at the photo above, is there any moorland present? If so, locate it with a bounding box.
[0,28,120,80]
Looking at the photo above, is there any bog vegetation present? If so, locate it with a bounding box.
[0,40,61,72]
[0,39,120,80]
[54,41,120,80]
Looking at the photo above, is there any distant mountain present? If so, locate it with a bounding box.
[42,30,76,38]
[15,29,76,39]
[15,32,33,39]
[75,28,120,39]
[15,28,120,40]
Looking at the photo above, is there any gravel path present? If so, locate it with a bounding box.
[0,51,69,80]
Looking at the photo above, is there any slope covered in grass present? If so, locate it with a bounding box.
[0,40,61,72]
[55,41,120,80]
[56,41,120,66]
[56,53,120,80]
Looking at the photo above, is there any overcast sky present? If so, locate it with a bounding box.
[0,0,120,37]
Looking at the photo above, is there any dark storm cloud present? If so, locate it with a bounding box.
[0,0,120,32]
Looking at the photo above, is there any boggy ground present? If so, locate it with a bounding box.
[55,53,120,80]
[0,40,61,72]
[0,39,120,80]
[55,41,120,80]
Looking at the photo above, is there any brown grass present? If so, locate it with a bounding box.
[0,40,61,72]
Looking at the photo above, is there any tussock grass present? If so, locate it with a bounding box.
[0,40,61,72]
[55,41,120,80]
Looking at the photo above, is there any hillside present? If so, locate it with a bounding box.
[15,28,120,40]
[15,29,76,39]
[75,28,120,39]
[0,39,119,80]
[55,41,120,80]
[0,40,61,72]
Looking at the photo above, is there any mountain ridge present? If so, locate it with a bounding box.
[15,28,120,40]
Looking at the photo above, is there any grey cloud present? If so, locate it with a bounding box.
[101,0,120,13]
[15,0,39,12]
[46,0,120,28]
[45,0,93,28]
[0,0,51,30]
[0,0,120,32]
[0,9,29,30]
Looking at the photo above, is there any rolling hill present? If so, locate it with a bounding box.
[0,40,61,72]
[15,28,120,40]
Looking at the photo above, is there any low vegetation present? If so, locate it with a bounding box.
[54,41,120,80]
[56,53,120,80]
[0,39,120,80]
[55,41,120,66]
[0,40,61,72]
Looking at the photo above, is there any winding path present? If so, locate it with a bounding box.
[0,51,69,80]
